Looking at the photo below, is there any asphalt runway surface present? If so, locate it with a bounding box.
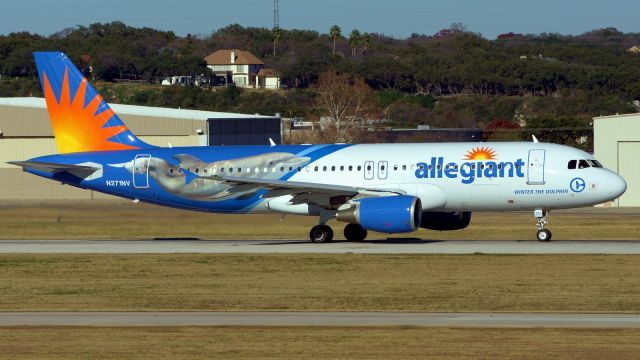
[2,312,639,328]
[1,239,640,254]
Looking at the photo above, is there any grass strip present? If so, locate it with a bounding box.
[2,326,640,360]
[1,254,639,312]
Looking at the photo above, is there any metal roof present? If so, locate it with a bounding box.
[0,97,274,121]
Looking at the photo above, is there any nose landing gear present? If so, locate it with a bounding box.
[534,209,552,242]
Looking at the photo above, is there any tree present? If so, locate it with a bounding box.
[314,71,376,143]
[349,29,361,56]
[361,32,371,55]
[329,25,341,56]
[272,26,281,58]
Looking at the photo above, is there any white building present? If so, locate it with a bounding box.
[593,112,640,206]
[204,49,280,89]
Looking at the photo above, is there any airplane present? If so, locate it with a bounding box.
[9,52,627,243]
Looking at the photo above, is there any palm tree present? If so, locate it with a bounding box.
[272,26,282,58]
[349,29,361,57]
[362,32,371,55]
[329,25,341,56]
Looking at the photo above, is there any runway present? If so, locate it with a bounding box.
[2,312,639,327]
[0,240,639,254]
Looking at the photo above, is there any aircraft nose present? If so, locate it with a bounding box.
[607,172,627,199]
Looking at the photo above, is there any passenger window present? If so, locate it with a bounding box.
[238,167,241,173]
[280,167,284,172]
[357,165,362,171]
[349,166,353,171]
[169,168,174,174]
[323,166,327,171]
[394,165,398,171]
[314,166,318,171]
[289,167,293,171]
[203,169,208,174]
[578,160,590,169]
[340,166,344,171]
[568,160,577,169]
[331,166,336,171]
[229,168,233,173]
[220,168,225,172]
[402,165,407,171]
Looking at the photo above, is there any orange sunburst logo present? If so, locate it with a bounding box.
[42,67,137,154]
[464,146,497,161]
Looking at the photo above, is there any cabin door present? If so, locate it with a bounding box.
[527,149,546,185]
[133,154,151,189]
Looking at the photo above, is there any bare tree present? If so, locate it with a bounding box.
[314,71,376,143]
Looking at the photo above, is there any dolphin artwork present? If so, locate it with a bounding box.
[110,152,310,200]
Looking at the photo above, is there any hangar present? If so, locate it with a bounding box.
[0,97,280,200]
[593,112,640,207]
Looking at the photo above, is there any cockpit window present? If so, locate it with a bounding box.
[588,160,603,168]
[568,160,577,169]
[578,160,590,169]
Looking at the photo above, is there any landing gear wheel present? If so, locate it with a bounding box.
[533,209,552,242]
[343,223,368,242]
[310,225,334,243]
[537,229,552,242]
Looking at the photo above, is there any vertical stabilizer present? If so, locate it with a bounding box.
[33,51,153,154]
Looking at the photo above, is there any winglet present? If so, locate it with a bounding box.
[532,135,539,143]
[269,138,277,147]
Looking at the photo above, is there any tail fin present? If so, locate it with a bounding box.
[33,52,153,154]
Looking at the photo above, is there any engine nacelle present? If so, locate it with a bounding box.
[420,211,471,231]
[336,195,422,233]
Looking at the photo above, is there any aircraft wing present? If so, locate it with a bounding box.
[200,174,405,206]
[8,160,100,178]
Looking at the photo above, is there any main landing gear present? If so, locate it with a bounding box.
[308,223,369,243]
[534,209,552,242]
[309,225,333,243]
[343,223,368,242]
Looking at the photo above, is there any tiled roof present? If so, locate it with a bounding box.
[257,68,280,77]
[204,49,265,65]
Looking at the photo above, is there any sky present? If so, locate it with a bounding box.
[1,0,638,39]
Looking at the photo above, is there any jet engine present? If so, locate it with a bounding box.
[336,195,422,233]
[420,211,471,231]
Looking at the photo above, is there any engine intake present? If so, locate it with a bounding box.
[336,195,422,233]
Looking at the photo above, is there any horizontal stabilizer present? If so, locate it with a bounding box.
[8,160,100,178]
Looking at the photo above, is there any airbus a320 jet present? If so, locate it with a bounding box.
[9,52,627,242]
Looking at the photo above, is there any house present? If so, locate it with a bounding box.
[204,49,281,89]
[256,68,281,89]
